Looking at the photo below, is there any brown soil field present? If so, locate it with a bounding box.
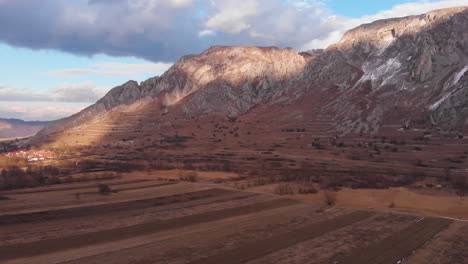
[406,221,468,264]
[0,180,207,214]
[188,211,374,264]
[0,191,260,245]
[0,178,151,195]
[334,217,453,264]
[248,213,418,264]
[0,188,235,225]
[0,198,299,261]
[0,177,467,264]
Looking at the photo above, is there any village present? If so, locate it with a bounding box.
[4,149,57,162]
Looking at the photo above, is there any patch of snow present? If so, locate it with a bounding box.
[428,66,468,111]
[429,92,452,111]
[453,65,468,85]
[374,40,394,56]
[360,57,402,89]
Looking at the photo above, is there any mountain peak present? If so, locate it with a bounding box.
[32,7,468,146]
[336,6,468,53]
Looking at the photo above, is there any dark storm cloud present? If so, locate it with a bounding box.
[0,0,345,62]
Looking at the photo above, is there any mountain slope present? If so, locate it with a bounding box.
[29,7,468,188]
[36,7,468,145]
[0,118,49,139]
[31,7,468,184]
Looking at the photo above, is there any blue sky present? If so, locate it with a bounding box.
[0,44,165,91]
[327,0,414,17]
[1,0,467,120]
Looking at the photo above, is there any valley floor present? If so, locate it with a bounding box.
[0,172,467,264]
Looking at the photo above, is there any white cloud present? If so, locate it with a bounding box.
[356,0,468,23]
[249,30,274,39]
[0,82,111,103]
[1,0,467,61]
[167,0,193,8]
[301,0,468,50]
[44,61,172,78]
[199,29,215,37]
[0,102,89,121]
[205,0,260,34]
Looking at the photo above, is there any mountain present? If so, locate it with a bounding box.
[0,118,49,139]
[32,7,468,185]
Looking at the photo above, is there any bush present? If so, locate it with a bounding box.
[298,186,319,194]
[274,183,294,195]
[416,160,428,167]
[450,175,467,195]
[323,190,337,206]
[179,171,199,182]
[98,184,112,195]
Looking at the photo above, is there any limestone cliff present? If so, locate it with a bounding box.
[34,7,468,145]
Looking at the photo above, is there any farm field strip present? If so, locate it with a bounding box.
[334,217,453,264]
[0,179,152,195]
[0,188,236,225]
[0,191,261,245]
[79,181,177,194]
[0,198,300,261]
[248,213,418,264]
[188,211,374,264]
[57,203,331,264]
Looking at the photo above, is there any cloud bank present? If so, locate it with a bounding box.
[1,0,464,62]
[0,82,110,103]
[0,102,89,121]
[44,61,172,78]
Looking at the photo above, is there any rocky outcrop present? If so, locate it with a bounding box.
[33,7,468,145]
[315,6,468,133]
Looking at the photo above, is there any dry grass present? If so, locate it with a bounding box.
[178,171,199,182]
[274,183,295,195]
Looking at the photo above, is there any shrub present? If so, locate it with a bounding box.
[98,184,112,195]
[298,186,318,194]
[450,175,467,195]
[416,160,428,167]
[323,190,337,206]
[252,177,271,186]
[179,171,199,182]
[274,183,294,195]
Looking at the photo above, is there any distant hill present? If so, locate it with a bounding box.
[0,118,50,139]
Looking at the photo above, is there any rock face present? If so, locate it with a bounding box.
[329,6,468,133]
[34,7,468,145]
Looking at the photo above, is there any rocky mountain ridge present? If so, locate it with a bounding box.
[34,6,468,145]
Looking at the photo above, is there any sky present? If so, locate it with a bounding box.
[1,0,467,121]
